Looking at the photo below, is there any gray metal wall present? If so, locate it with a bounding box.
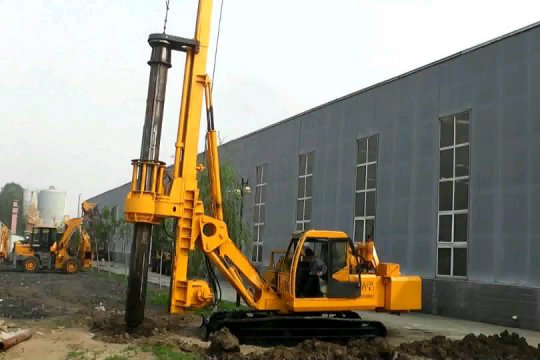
[220,25,540,287]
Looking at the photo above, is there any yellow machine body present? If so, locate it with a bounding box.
[124,0,421,321]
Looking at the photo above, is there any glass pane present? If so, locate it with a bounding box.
[297,178,305,198]
[365,191,376,216]
[260,185,266,203]
[255,186,262,204]
[356,166,366,191]
[304,198,312,220]
[306,152,314,174]
[257,245,264,263]
[440,115,454,148]
[437,247,451,275]
[368,136,378,163]
[258,224,265,243]
[304,221,311,230]
[438,215,452,242]
[454,214,468,242]
[296,200,303,221]
[354,220,364,242]
[261,164,267,183]
[305,176,313,197]
[455,112,469,145]
[256,165,263,184]
[357,138,367,164]
[253,225,259,242]
[330,241,347,273]
[365,219,375,240]
[296,222,304,231]
[453,247,467,276]
[355,192,365,217]
[454,179,469,210]
[259,204,266,222]
[251,244,258,262]
[299,154,307,176]
[440,149,453,179]
[367,164,377,189]
[455,146,469,177]
[439,181,453,211]
[254,204,260,222]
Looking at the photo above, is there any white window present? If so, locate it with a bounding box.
[437,111,469,277]
[252,164,267,263]
[296,152,314,231]
[353,136,378,242]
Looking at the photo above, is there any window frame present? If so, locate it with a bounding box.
[353,135,378,242]
[436,111,470,278]
[252,164,268,264]
[295,152,314,231]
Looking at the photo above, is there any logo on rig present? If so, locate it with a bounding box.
[360,280,375,298]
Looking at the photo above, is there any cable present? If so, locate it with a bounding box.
[211,0,225,90]
[162,0,171,34]
[205,254,222,310]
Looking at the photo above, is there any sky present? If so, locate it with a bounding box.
[1,0,539,217]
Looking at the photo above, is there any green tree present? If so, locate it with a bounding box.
[0,183,25,235]
[84,206,127,261]
[188,163,252,277]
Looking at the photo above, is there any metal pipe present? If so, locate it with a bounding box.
[125,37,172,331]
[0,330,32,351]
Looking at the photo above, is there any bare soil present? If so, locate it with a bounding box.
[1,268,539,359]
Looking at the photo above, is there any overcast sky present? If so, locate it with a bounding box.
[1,0,539,217]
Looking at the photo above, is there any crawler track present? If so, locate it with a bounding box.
[205,310,387,346]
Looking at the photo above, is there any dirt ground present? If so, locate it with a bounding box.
[0,268,539,360]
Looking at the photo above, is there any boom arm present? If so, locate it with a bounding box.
[124,0,280,316]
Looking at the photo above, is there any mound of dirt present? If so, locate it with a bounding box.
[235,337,393,360]
[396,330,540,360]
[91,311,200,343]
[208,328,241,357]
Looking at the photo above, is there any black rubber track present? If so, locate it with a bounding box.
[205,310,387,346]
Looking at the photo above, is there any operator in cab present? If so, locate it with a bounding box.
[299,248,327,297]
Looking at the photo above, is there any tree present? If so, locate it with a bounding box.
[0,183,25,235]
[84,206,127,261]
[188,163,252,277]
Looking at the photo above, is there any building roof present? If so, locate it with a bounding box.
[222,20,540,147]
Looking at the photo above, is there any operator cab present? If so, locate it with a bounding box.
[30,227,58,252]
[278,230,361,301]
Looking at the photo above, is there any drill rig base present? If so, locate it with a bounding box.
[204,310,387,346]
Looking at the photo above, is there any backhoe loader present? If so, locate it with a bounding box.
[124,0,421,344]
[13,202,94,273]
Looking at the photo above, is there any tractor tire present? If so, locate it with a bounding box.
[23,257,39,273]
[62,259,79,274]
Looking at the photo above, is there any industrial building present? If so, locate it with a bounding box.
[88,22,540,330]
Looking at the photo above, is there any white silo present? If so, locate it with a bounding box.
[38,186,66,227]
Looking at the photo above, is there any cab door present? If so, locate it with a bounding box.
[326,239,360,298]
